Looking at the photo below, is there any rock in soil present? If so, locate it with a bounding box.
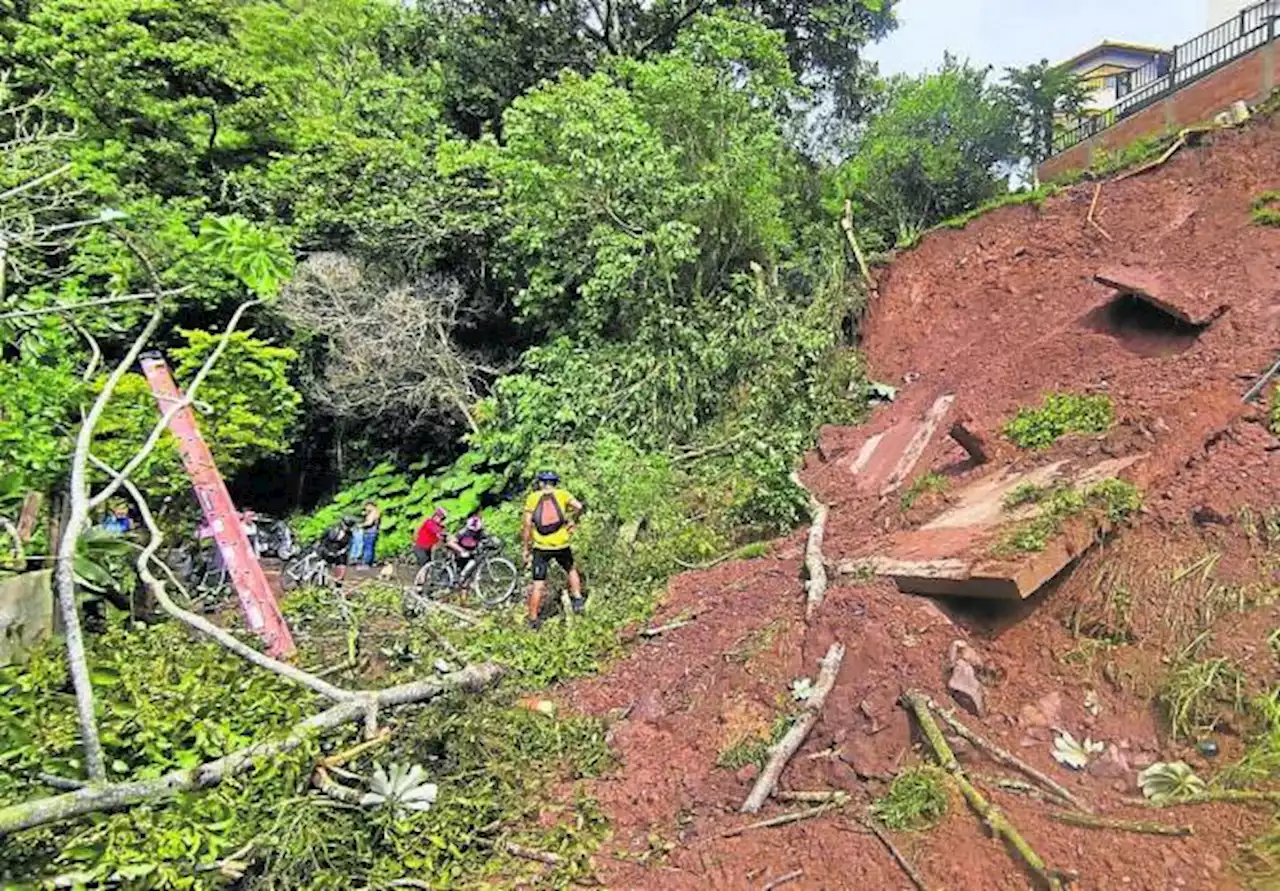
[947,659,986,717]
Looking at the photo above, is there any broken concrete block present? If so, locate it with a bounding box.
[949,420,990,465]
[948,659,985,717]
[1094,266,1227,327]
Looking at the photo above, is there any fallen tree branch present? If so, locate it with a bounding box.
[1127,789,1280,808]
[862,818,931,891]
[311,764,365,805]
[723,801,843,838]
[0,662,504,836]
[762,868,804,890]
[640,618,695,638]
[1048,810,1192,837]
[841,200,875,289]
[55,302,165,782]
[788,473,829,622]
[903,692,1065,891]
[972,773,1074,809]
[1086,183,1112,241]
[920,694,1089,812]
[96,459,353,706]
[37,773,85,792]
[742,643,845,813]
[775,790,849,804]
[502,841,562,866]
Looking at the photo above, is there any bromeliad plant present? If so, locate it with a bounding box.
[361,762,439,815]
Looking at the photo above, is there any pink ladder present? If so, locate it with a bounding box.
[140,353,295,657]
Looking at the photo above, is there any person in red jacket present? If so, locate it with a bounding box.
[413,508,447,567]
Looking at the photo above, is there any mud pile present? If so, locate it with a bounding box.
[559,118,1280,890]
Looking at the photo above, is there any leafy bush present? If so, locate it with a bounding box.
[869,766,950,830]
[1003,392,1114,450]
[994,478,1139,555]
[1252,191,1280,227]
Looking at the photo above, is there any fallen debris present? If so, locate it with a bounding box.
[742,643,846,813]
[862,818,932,891]
[722,801,844,838]
[904,692,1067,891]
[789,472,830,621]
[761,868,804,890]
[1087,183,1113,241]
[1048,811,1193,837]
[947,658,985,717]
[922,694,1089,812]
[640,617,696,638]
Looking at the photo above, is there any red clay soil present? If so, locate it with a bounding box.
[556,119,1280,890]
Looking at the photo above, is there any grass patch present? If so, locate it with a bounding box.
[900,472,948,511]
[935,185,1061,233]
[994,478,1140,556]
[1252,190,1280,227]
[1159,656,1246,742]
[1003,392,1114,450]
[724,618,786,665]
[869,766,950,831]
[1218,691,1280,789]
[715,715,791,770]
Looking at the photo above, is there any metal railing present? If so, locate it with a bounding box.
[1052,1,1279,155]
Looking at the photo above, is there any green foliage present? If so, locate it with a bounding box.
[869,766,950,830]
[1002,59,1090,163]
[1217,691,1280,789]
[1270,384,1280,435]
[196,216,294,298]
[994,478,1139,555]
[0,358,84,495]
[715,715,791,771]
[1253,191,1280,227]
[935,183,1061,234]
[93,329,301,503]
[900,472,948,511]
[1159,656,1245,741]
[832,57,1018,249]
[1002,392,1114,450]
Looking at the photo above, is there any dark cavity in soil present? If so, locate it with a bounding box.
[1084,292,1204,358]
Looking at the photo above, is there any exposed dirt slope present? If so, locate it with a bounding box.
[558,118,1280,890]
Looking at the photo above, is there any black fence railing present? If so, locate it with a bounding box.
[1052,1,1279,155]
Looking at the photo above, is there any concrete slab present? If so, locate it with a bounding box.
[1095,267,1226,327]
[839,455,1146,600]
[842,394,956,495]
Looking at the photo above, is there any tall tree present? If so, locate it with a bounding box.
[832,57,1019,249]
[1003,59,1089,165]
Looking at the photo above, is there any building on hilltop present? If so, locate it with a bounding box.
[1059,41,1172,115]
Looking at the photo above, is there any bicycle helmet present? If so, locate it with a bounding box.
[536,470,560,484]
[465,514,483,531]
[432,507,447,521]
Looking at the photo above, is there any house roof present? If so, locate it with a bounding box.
[1058,40,1170,72]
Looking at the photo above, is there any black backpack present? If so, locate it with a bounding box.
[532,491,567,536]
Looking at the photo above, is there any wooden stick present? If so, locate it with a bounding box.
[503,841,562,866]
[775,790,849,804]
[841,200,875,289]
[972,773,1074,809]
[762,868,804,890]
[789,472,830,622]
[723,802,842,838]
[1049,811,1192,836]
[641,618,695,638]
[1128,789,1280,808]
[1086,183,1112,241]
[903,692,1064,891]
[921,695,1089,812]
[742,643,846,813]
[321,730,391,769]
[862,818,932,891]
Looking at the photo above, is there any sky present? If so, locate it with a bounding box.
[870,0,1208,77]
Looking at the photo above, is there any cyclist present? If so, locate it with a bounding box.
[447,514,486,586]
[413,507,448,567]
[318,516,356,584]
[521,471,585,630]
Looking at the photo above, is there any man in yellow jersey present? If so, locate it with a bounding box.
[521,470,585,630]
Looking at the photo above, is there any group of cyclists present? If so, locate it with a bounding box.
[311,470,584,630]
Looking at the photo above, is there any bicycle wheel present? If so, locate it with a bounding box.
[473,556,519,607]
[280,557,306,591]
[414,558,455,597]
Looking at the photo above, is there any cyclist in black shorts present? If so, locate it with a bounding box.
[521,471,585,630]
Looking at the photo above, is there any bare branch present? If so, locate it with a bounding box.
[88,298,262,511]
[54,303,166,782]
[0,289,185,322]
[94,456,353,704]
[278,254,487,434]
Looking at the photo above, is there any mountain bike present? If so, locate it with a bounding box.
[281,546,336,591]
[409,536,518,608]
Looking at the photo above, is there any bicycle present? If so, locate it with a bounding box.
[409,536,518,608]
[281,546,336,591]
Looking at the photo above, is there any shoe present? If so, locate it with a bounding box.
[570,596,585,615]
[527,616,542,631]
